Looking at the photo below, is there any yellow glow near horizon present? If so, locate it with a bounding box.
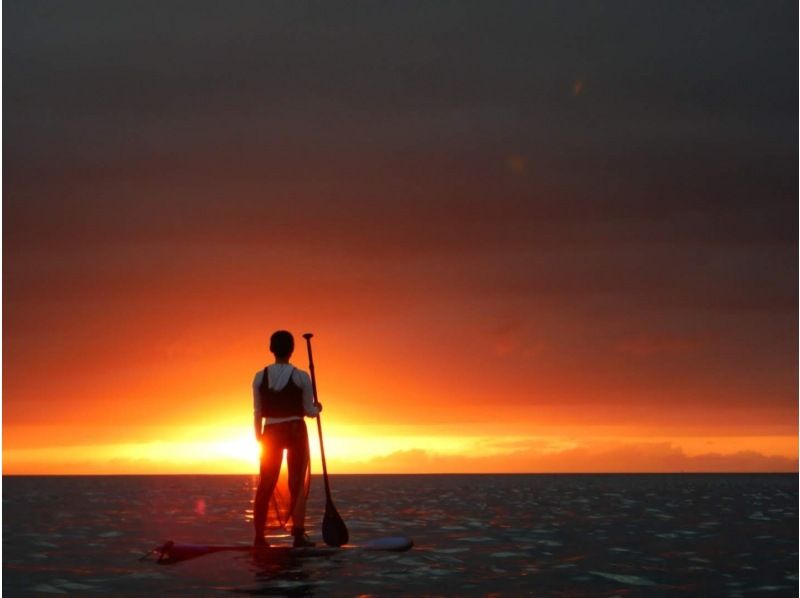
[4,421,797,475]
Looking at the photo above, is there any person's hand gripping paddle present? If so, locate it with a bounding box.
[302,333,349,547]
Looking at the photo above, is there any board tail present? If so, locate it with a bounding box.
[150,541,251,564]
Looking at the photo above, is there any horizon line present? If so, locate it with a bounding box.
[4,471,798,477]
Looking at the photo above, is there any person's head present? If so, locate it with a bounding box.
[269,330,294,360]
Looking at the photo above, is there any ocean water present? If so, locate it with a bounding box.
[3,474,797,596]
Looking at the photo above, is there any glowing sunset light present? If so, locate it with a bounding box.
[4,416,797,475]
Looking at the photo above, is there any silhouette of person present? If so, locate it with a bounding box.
[252,330,321,547]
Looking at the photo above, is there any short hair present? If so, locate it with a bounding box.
[269,330,294,359]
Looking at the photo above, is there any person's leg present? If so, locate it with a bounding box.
[286,421,311,544]
[253,430,283,545]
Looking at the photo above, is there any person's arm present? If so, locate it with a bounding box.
[253,371,264,441]
[298,371,322,417]
[254,414,263,442]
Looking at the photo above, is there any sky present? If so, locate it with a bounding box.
[3,1,798,474]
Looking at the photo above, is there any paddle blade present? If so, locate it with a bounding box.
[321,500,349,547]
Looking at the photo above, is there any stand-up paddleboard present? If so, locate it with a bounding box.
[150,536,413,564]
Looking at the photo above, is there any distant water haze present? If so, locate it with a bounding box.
[3,1,797,474]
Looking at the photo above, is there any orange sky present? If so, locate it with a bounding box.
[3,2,798,474]
[3,310,797,474]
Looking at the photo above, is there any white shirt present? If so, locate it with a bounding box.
[253,363,320,424]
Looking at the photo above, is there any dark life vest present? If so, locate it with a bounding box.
[257,366,305,418]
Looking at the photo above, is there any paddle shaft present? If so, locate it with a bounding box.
[303,335,332,501]
[302,333,348,546]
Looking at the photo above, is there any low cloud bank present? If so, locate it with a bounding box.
[339,441,798,474]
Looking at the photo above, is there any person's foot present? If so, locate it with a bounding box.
[292,528,315,548]
[254,535,270,548]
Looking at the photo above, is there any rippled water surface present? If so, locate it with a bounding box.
[3,474,798,596]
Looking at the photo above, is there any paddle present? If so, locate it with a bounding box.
[302,333,349,547]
